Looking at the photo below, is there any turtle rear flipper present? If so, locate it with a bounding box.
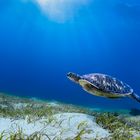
[131,93,140,103]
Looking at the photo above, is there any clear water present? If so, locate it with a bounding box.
[0,0,140,110]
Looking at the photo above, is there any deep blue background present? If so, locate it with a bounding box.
[0,0,140,109]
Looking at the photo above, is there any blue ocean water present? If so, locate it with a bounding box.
[0,0,140,110]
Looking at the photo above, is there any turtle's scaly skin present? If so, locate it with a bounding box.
[81,74,133,95]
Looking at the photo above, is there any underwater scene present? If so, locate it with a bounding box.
[0,0,140,139]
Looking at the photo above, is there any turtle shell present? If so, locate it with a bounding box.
[82,73,133,95]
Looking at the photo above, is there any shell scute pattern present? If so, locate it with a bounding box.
[82,74,133,94]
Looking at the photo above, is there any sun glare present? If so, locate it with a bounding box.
[34,0,90,23]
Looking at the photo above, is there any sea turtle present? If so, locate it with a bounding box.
[67,72,140,103]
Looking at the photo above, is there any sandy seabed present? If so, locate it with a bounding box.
[0,93,140,140]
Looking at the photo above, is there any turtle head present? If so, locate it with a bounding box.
[67,72,81,84]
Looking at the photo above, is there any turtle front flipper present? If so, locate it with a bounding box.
[79,79,97,93]
[131,93,140,103]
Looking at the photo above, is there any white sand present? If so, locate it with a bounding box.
[0,113,110,140]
